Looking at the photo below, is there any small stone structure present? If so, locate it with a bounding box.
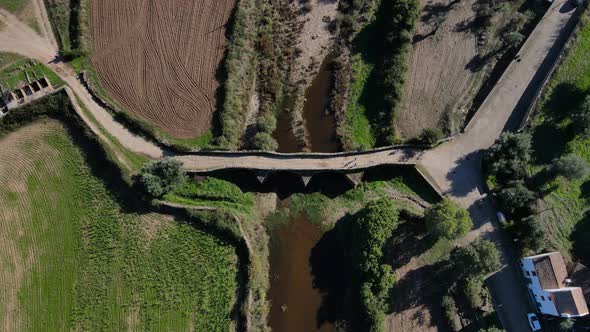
[0,77,54,117]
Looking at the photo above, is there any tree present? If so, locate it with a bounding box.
[484,132,531,185]
[139,158,185,197]
[551,154,590,181]
[464,277,484,310]
[252,132,278,151]
[503,31,524,49]
[451,240,501,278]
[425,199,473,240]
[519,215,547,253]
[558,318,575,332]
[419,128,443,145]
[497,180,536,215]
[352,199,399,332]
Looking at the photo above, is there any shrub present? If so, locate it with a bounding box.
[558,318,575,332]
[464,277,484,310]
[478,328,505,332]
[419,128,444,145]
[425,199,473,240]
[253,132,278,151]
[502,31,524,49]
[139,158,185,197]
[497,180,536,215]
[451,240,501,279]
[484,132,532,186]
[351,198,399,331]
[519,215,547,253]
[551,154,590,181]
[441,294,460,331]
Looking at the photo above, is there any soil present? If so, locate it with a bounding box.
[90,0,235,139]
[292,0,338,84]
[396,0,479,139]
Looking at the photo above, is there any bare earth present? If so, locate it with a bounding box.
[292,0,338,84]
[90,0,235,139]
[397,0,478,138]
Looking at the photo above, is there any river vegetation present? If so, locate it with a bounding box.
[218,0,300,151]
[0,96,239,330]
[482,11,590,263]
[331,0,419,150]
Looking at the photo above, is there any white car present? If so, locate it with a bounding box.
[527,313,542,331]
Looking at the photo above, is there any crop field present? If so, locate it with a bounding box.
[0,120,238,330]
[528,13,590,263]
[89,0,235,140]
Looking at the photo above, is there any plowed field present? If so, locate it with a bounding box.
[90,0,235,139]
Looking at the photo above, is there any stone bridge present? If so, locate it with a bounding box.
[175,146,426,186]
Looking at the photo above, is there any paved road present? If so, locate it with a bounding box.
[418,0,577,330]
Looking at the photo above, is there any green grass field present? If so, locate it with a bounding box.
[0,120,237,330]
[0,0,26,13]
[528,13,590,261]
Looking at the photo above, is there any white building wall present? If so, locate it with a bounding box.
[521,257,559,316]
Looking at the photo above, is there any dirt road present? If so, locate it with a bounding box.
[418,0,577,330]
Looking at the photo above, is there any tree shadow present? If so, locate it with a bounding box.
[445,150,485,198]
[384,211,432,270]
[531,83,585,164]
[580,180,590,202]
[386,260,452,329]
[310,213,359,329]
[571,212,590,266]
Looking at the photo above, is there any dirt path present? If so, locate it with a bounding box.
[31,0,57,50]
[417,1,577,330]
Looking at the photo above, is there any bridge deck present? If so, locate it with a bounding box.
[176,147,424,172]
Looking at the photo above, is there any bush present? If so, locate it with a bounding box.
[425,199,473,240]
[252,132,278,151]
[497,180,536,215]
[419,128,444,145]
[351,198,399,331]
[464,277,484,310]
[451,240,501,279]
[558,318,575,332]
[441,294,460,332]
[484,132,532,186]
[551,154,590,181]
[139,158,185,197]
[478,328,505,332]
[519,215,547,253]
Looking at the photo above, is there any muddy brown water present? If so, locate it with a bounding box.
[268,213,336,332]
[302,54,340,153]
[275,54,339,153]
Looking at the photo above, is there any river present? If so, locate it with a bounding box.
[275,54,339,153]
[267,213,336,332]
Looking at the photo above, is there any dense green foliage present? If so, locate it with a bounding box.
[218,0,296,150]
[497,180,536,215]
[0,91,69,137]
[450,240,501,279]
[483,132,532,187]
[551,153,590,181]
[45,0,85,55]
[425,199,472,240]
[338,0,419,149]
[351,198,399,332]
[0,121,238,330]
[139,158,186,198]
[419,128,444,145]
